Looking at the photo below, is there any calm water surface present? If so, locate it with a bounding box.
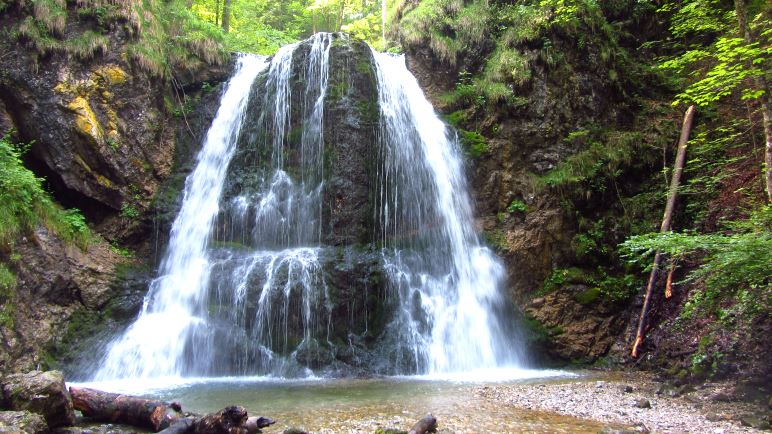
[81,371,619,433]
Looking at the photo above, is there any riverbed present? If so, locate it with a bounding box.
[72,370,767,433]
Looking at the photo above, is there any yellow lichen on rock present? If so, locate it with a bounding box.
[94,65,129,86]
[67,96,104,146]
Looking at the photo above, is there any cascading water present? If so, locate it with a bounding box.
[372,51,522,373]
[94,33,524,381]
[95,54,268,380]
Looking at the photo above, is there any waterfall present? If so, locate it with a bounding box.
[95,54,268,379]
[372,51,521,372]
[94,34,522,381]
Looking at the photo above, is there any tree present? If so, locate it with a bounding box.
[658,0,771,201]
[222,0,232,32]
[734,0,772,202]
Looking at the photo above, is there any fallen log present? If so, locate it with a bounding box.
[158,417,197,434]
[194,406,277,434]
[69,386,182,432]
[245,416,276,432]
[408,414,437,434]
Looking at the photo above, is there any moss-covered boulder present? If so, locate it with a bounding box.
[1,370,75,428]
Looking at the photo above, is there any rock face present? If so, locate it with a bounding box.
[526,287,625,361]
[400,19,639,364]
[0,410,48,434]
[322,38,380,246]
[0,227,120,374]
[0,5,229,376]
[1,370,76,428]
[181,36,395,375]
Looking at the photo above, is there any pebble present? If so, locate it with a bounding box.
[634,399,651,409]
[473,373,768,434]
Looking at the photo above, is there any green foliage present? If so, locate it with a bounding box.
[188,0,386,54]
[121,204,139,220]
[110,242,135,259]
[538,267,586,296]
[457,129,488,158]
[0,135,90,249]
[11,0,227,77]
[621,206,772,320]
[483,228,507,251]
[655,0,771,108]
[539,128,642,189]
[0,263,15,328]
[406,0,640,114]
[506,199,528,214]
[0,264,15,294]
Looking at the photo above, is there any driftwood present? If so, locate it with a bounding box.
[193,406,275,434]
[70,386,183,432]
[631,105,696,358]
[70,388,276,434]
[158,417,198,434]
[408,414,437,434]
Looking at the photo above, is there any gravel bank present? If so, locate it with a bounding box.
[474,372,769,433]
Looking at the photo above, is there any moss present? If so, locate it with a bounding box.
[574,286,601,305]
[0,262,16,329]
[522,313,563,346]
[537,267,588,296]
[327,80,349,103]
[210,240,251,250]
[458,129,488,158]
[355,100,378,125]
[483,228,507,252]
[64,30,108,60]
[355,58,373,77]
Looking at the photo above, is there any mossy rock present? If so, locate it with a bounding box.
[574,286,601,305]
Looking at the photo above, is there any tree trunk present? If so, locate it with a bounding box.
[158,417,197,434]
[408,414,437,434]
[186,0,193,9]
[221,0,232,33]
[69,387,182,432]
[215,0,220,26]
[735,0,772,202]
[631,105,695,358]
[193,406,276,434]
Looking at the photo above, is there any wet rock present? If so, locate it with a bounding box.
[524,285,624,361]
[633,399,651,409]
[1,370,76,428]
[739,415,770,430]
[0,227,121,375]
[655,384,679,398]
[621,385,634,393]
[0,410,48,433]
[709,392,732,402]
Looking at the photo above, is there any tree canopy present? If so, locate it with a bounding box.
[188,0,388,54]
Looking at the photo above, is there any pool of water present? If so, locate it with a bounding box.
[72,369,619,433]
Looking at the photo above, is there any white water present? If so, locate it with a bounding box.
[95,54,268,380]
[372,51,522,373]
[94,34,527,382]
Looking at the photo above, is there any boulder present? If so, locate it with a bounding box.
[1,370,76,428]
[0,410,48,434]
